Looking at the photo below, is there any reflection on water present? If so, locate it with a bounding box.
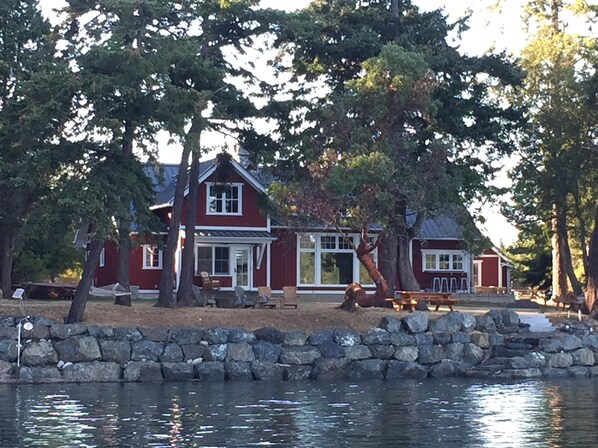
[1,379,598,447]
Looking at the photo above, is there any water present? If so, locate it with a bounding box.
[1,378,597,447]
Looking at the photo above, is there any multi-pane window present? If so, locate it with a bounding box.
[196,246,230,275]
[452,254,464,270]
[207,183,242,215]
[298,234,378,286]
[422,251,466,272]
[143,245,162,269]
[425,254,436,270]
[99,248,105,268]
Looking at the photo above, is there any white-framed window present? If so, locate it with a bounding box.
[99,247,105,268]
[142,245,163,269]
[196,245,230,275]
[422,250,467,272]
[206,183,242,215]
[298,233,378,286]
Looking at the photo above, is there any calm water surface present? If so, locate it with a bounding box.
[1,378,597,447]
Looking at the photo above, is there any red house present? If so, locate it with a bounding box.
[473,248,512,293]
[95,155,510,295]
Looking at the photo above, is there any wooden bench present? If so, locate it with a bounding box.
[387,292,458,312]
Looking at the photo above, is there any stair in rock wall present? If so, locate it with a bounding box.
[518,313,555,333]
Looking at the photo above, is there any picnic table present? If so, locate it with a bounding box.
[386,291,458,312]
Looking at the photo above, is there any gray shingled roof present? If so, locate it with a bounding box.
[410,214,464,240]
[147,160,215,208]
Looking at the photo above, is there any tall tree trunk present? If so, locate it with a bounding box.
[572,186,589,276]
[554,203,583,295]
[0,229,15,299]
[379,225,398,293]
[66,239,103,323]
[116,228,130,289]
[552,203,568,300]
[390,0,399,16]
[397,234,419,291]
[156,116,202,307]
[116,120,135,290]
[177,149,201,307]
[339,229,388,311]
[585,204,598,316]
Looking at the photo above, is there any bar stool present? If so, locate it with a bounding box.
[432,278,440,292]
[460,278,468,293]
[449,278,458,293]
[440,278,448,292]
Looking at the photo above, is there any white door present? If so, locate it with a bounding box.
[234,247,252,289]
[473,260,482,287]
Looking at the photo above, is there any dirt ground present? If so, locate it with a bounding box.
[1,297,587,333]
[0,298,416,333]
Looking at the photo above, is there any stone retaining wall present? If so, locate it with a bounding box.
[1,310,597,383]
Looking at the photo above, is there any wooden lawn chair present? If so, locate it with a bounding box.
[257,286,279,309]
[234,286,255,308]
[199,271,221,291]
[282,286,299,309]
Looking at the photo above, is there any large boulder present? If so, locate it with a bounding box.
[283,331,309,346]
[463,343,485,365]
[402,313,429,334]
[99,340,131,365]
[386,361,428,379]
[345,345,372,360]
[311,358,349,380]
[160,344,184,363]
[252,341,282,362]
[394,346,418,363]
[225,361,253,381]
[317,342,345,359]
[571,348,595,366]
[162,363,194,381]
[390,333,416,347]
[181,344,206,361]
[280,346,321,365]
[113,327,143,342]
[418,345,445,364]
[228,329,256,344]
[50,324,87,340]
[0,360,14,381]
[203,328,230,345]
[22,341,59,366]
[307,329,336,346]
[254,327,285,344]
[379,316,403,334]
[19,367,62,383]
[138,327,169,342]
[204,344,227,362]
[349,359,386,379]
[124,361,163,382]
[361,328,391,346]
[547,353,573,368]
[194,361,225,381]
[227,342,255,362]
[131,340,164,362]
[429,360,455,378]
[557,334,583,352]
[334,329,361,347]
[251,361,283,381]
[62,362,121,382]
[55,336,101,363]
[0,339,18,362]
[170,328,203,345]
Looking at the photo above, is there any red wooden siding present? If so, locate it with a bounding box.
[181,171,267,228]
[270,229,297,290]
[480,256,499,287]
[411,239,467,291]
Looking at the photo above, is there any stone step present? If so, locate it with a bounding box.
[518,313,555,333]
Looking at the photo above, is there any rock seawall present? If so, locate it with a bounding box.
[1,310,597,383]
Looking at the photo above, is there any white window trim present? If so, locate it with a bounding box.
[196,245,231,276]
[297,233,378,287]
[206,182,243,216]
[142,245,163,270]
[99,247,105,268]
[421,249,467,272]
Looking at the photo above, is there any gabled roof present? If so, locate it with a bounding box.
[411,214,464,240]
[147,158,266,210]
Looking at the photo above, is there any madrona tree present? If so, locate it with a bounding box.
[265,0,522,302]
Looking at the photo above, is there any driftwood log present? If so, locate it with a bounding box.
[339,282,390,312]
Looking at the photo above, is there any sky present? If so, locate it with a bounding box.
[41,0,527,247]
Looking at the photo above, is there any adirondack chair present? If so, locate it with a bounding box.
[192,284,215,307]
[257,286,279,309]
[234,286,256,308]
[199,271,221,291]
[282,286,299,309]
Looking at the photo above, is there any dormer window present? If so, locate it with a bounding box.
[207,183,242,215]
